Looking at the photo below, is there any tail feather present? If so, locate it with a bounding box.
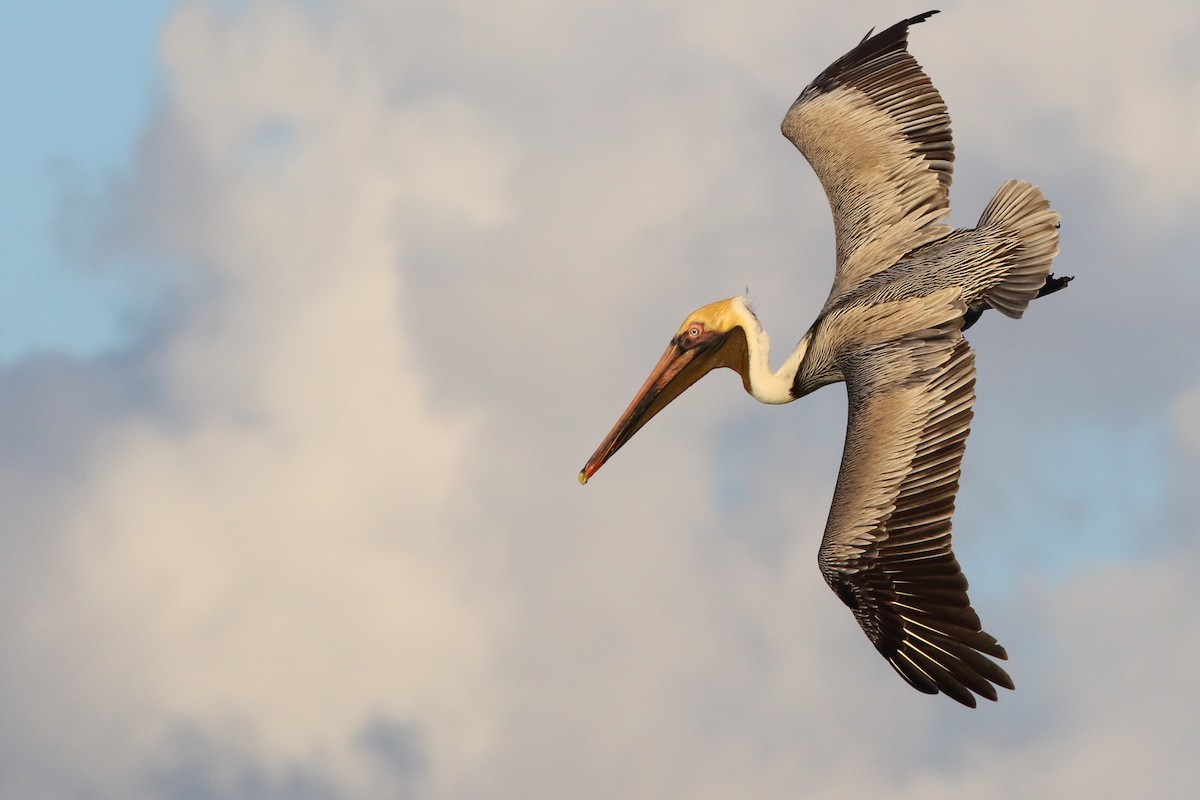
[976,180,1061,318]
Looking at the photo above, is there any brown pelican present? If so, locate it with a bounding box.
[579,11,1070,707]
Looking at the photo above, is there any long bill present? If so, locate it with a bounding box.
[579,341,715,485]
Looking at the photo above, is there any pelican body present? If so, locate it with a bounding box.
[579,11,1070,707]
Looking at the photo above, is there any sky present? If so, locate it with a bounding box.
[2,0,1199,798]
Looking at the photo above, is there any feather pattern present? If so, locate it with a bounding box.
[781,11,954,305]
[817,322,1013,707]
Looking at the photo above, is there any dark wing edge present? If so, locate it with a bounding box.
[809,11,941,98]
[818,325,1013,707]
[782,11,955,303]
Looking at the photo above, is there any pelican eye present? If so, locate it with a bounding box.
[677,322,709,351]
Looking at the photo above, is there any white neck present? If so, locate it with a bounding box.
[731,297,808,405]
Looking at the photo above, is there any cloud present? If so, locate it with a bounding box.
[3,1,511,795]
[1174,379,1200,460]
[4,1,1200,798]
[912,1,1200,223]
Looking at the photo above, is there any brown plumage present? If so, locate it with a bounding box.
[580,11,1070,706]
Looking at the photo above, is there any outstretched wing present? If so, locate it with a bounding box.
[782,11,954,305]
[818,323,1013,707]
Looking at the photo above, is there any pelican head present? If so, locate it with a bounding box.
[579,298,753,485]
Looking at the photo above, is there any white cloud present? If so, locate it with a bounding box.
[4,1,512,794]
[4,1,1200,798]
[923,1,1200,223]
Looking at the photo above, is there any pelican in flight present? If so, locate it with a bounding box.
[579,11,1070,707]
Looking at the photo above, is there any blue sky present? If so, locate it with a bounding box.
[0,0,174,362]
[2,1,1199,799]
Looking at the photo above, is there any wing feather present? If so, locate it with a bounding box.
[818,324,1013,707]
[782,11,954,304]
